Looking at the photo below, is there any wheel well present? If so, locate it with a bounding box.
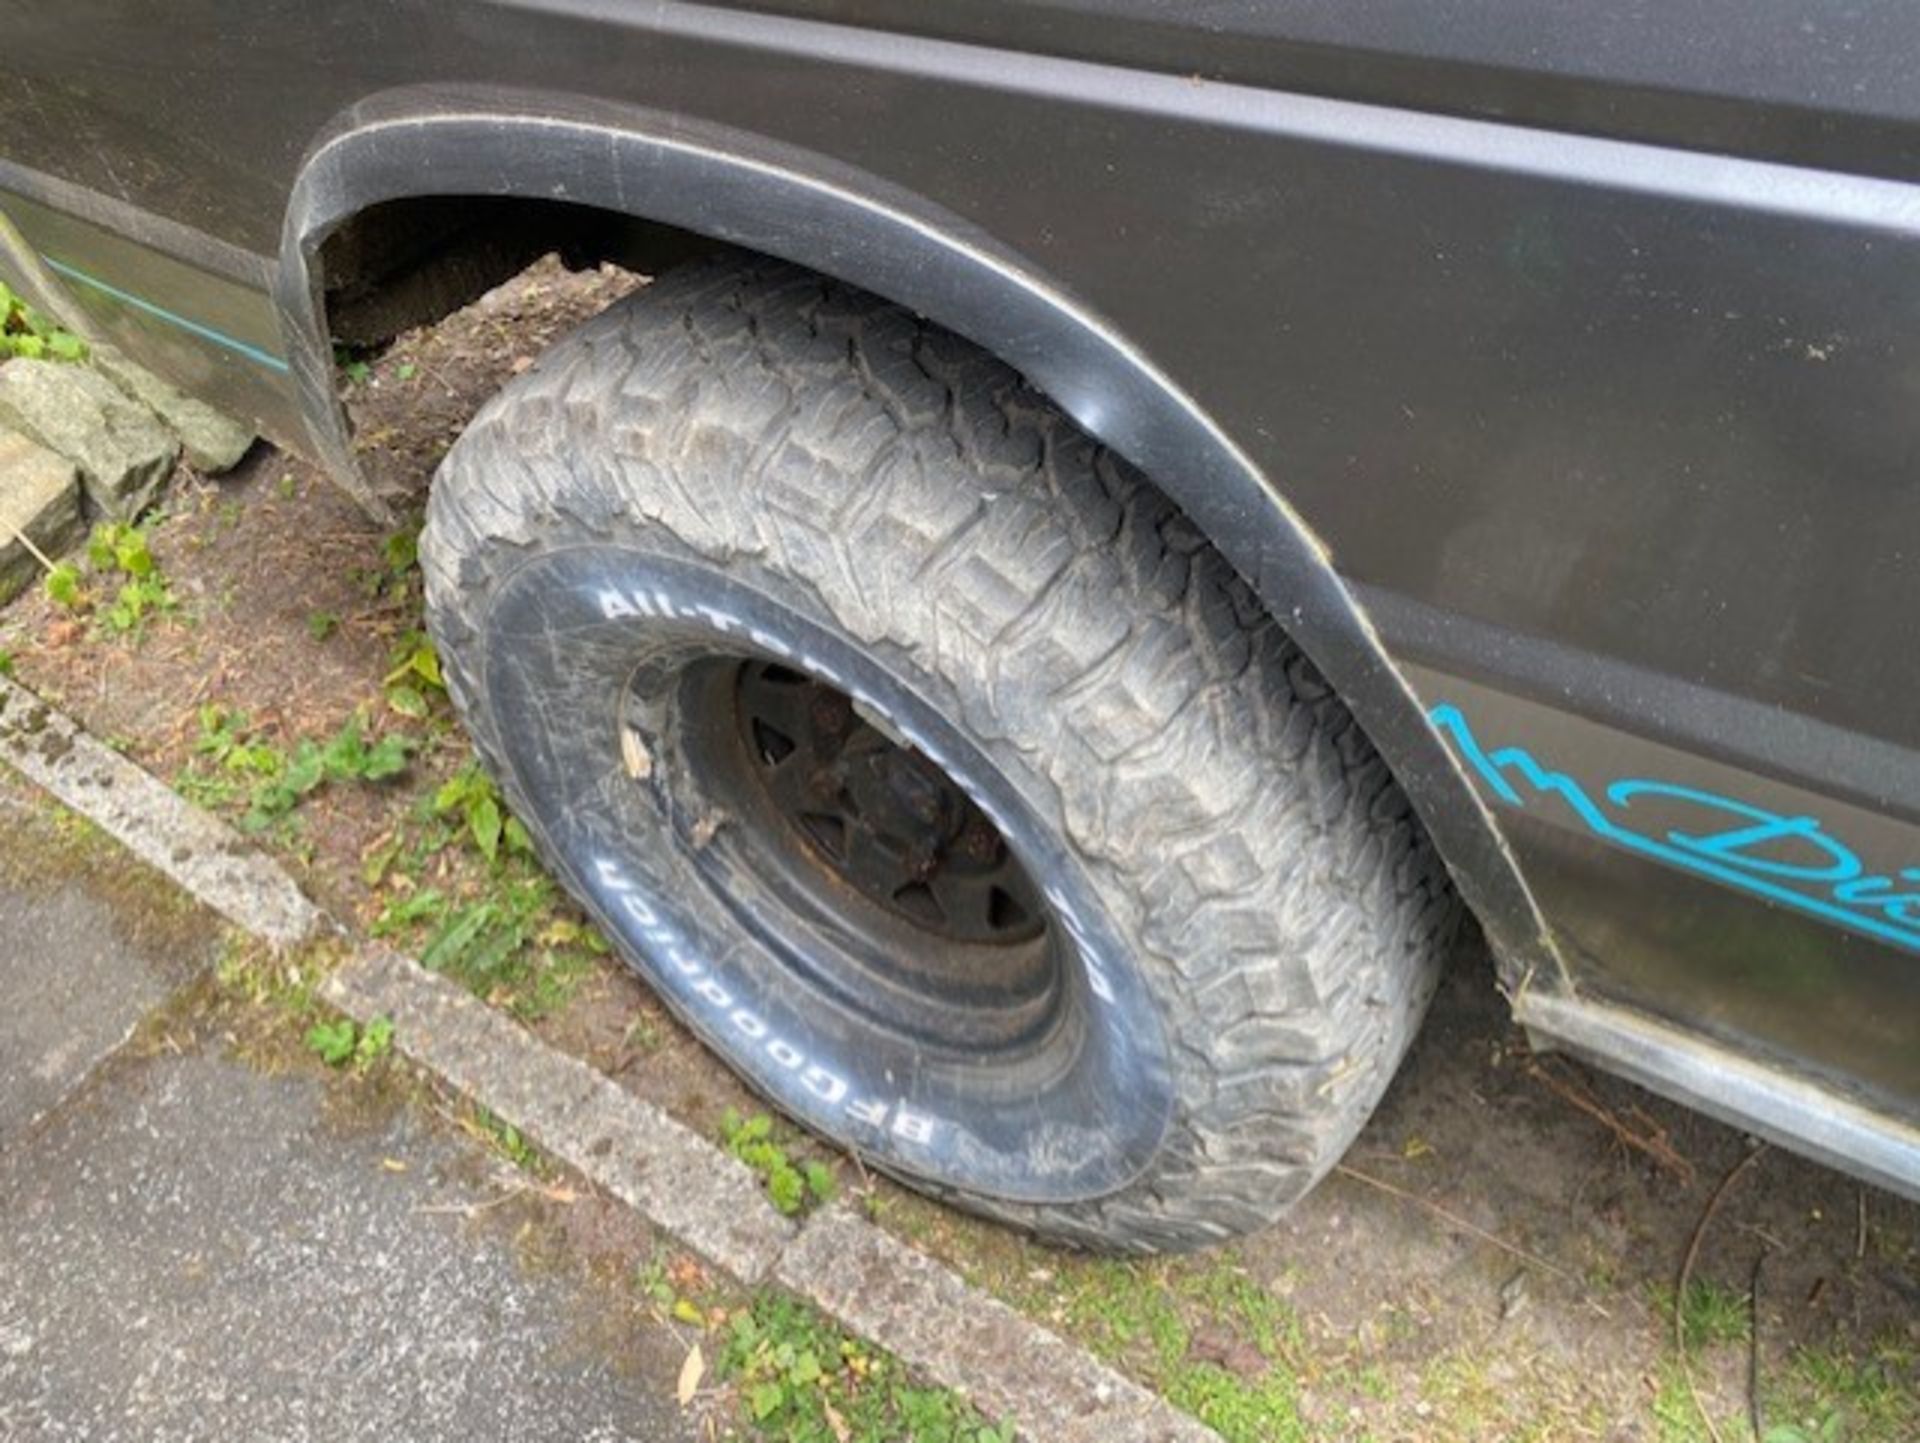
[281,124,1553,989]
[323,197,1477,957]
[317,195,722,347]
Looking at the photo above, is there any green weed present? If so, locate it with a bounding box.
[178,704,415,831]
[367,768,602,1019]
[333,341,374,386]
[41,522,180,636]
[362,840,591,1020]
[718,1292,1014,1443]
[464,1105,544,1174]
[246,715,412,829]
[385,628,446,720]
[304,1014,394,1070]
[44,561,84,611]
[720,1110,837,1217]
[372,876,596,1017]
[434,762,526,864]
[0,281,85,362]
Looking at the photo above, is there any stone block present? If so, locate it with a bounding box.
[0,428,83,603]
[0,359,178,520]
[91,343,254,473]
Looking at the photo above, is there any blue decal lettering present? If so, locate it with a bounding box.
[1429,703,1920,953]
[1605,780,1864,884]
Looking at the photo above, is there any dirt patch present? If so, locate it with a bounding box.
[2,255,1913,1443]
[0,257,636,917]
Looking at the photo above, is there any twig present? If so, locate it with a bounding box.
[1527,1057,1696,1185]
[1733,1221,1789,1253]
[0,514,59,576]
[415,1183,530,1218]
[1334,1163,1587,1295]
[1747,1246,1769,1443]
[1675,1144,1770,1443]
[1855,1187,1868,1263]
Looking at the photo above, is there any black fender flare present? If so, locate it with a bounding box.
[276,85,1561,990]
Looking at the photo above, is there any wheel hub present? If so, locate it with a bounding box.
[731,661,1046,946]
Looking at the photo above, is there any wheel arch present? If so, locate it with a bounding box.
[276,85,1561,991]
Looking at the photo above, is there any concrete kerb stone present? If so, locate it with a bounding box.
[323,947,796,1285]
[0,675,323,948]
[778,1208,1222,1443]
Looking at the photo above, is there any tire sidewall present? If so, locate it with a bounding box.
[456,532,1180,1206]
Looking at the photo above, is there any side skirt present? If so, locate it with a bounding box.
[1518,989,1920,1203]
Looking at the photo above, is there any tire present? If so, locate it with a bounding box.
[421,256,1458,1251]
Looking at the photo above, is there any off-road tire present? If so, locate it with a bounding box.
[421,255,1458,1251]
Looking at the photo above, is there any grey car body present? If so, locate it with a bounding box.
[1,1,1914,1201]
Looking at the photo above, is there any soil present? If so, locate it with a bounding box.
[2,256,1913,1443]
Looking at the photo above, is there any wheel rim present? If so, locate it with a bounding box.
[674,657,1064,1055]
[730,659,1047,946]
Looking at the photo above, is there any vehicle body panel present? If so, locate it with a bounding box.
[0,1,1914,1192]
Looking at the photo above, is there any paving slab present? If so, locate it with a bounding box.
[0,1049,699,1443]
[0,358,178,520]
[0,877,199,1146]
[0,428,82,603]
[0,775,216,1144]
[0,773,701,1442]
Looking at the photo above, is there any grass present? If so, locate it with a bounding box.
[1647,1287,1918,1443]
[1654,1278,1754,1350]
[1416,1348,1606,1443]
[1764,1336,1920,1443]
[856,1189,1324,1443]
[979,1251,1308,1443]
[1651,1358,1731,1443]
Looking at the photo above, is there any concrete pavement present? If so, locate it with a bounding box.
[0,776,701,1442]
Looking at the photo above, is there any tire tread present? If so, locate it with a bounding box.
[424,256,1457,1250]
